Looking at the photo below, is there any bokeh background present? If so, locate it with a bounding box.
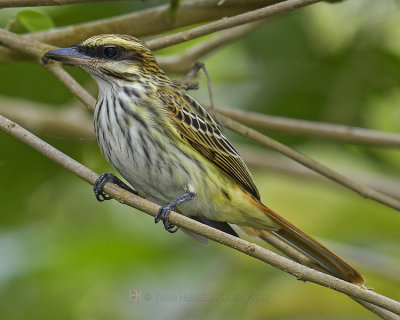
[1,0,400,319]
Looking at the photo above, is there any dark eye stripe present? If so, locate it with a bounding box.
[77,44,144,62]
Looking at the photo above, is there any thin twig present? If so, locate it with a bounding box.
[200,63,221,130]
[355,301,400,320]
[183,62,224,130]
[158,21,265,75]
[146,0,322,50]
[217,107,400,148]
[1,114,400,316]
[0,0,129,7]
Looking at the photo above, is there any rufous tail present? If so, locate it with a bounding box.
[240,200,364,284]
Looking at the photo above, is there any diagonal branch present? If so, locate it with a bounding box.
[43,63,97,109]
[217,113,400,212]
[158,21,265,75]
[0,0,129,7]
[237,146,400,200]
[1,114,400,318]
[146,0,322,50]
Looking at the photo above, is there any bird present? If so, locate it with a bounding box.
[43,34,364,284]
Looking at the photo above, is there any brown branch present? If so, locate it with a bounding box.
[355,301,400,320]
[217,107,400,148]
[158,21,265,75]
[326,241,400,284]
[217,113,400,212]
[146,0,322,50]
[0,28,55,60]
[0,0,127,7]
[238,146,400,200]
[1,114,400,317]
[0,0,281,63]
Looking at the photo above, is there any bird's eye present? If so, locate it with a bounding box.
[103,46,119,59]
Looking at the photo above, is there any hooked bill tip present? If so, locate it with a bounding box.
[43,47,89,65]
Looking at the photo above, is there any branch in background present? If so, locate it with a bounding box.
[356,301,400,320]
[146,0,322,50]
[158,21,265,75]
[218,113,400,212]
[2,96,400,200]
[217,107,400,148]
[0,0,129,7]
[0,0,280,63]
[1,114,400,319]
[324,241,400,284]
[238,146,400,200]
[0,28,55,60]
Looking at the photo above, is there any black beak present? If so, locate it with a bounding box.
[43,47,90,65]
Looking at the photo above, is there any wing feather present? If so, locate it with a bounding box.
[158,88,260,200]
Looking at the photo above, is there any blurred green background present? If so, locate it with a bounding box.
[1,0,400,319]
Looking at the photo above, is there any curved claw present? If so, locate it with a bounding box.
[93,173,137,202]
[165,224,179,233]
[155,206,179,233]
[96,191,112,202]
[154,192,195,233]
[94,174,113,202]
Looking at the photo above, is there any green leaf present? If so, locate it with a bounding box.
[16,9,54,32]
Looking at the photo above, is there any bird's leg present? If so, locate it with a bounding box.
[94,173,138,201]
[155,191,195,233]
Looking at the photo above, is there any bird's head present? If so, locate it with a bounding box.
[44,34,166,83]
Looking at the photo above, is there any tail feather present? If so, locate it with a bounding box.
[241,201,364,284]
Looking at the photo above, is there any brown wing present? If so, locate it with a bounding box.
[158,88,260,200]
